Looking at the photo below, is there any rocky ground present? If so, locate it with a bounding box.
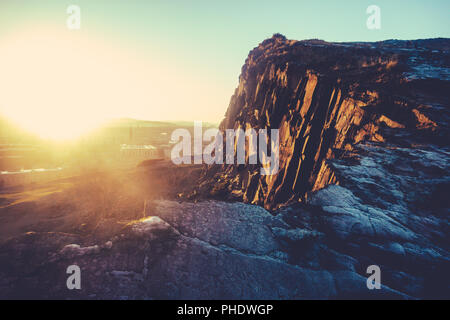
[0,200,413,299]
[1,187,447,299]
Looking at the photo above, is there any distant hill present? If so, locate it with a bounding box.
[0,116,40,144]
[105,118,218,128]
[106,118,177,128]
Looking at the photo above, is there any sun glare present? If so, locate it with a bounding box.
[0,25,229,141]
[0,26,163,140]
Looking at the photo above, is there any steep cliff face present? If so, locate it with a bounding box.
[197,34,450,210]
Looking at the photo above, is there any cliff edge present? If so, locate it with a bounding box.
[195,34,450,210]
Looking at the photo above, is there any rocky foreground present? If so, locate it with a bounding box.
[0,190,447,299]
[0,36,449,299]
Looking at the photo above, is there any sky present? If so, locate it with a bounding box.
[0,0,449,139]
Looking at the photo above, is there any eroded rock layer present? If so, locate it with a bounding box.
[196,35,450,210]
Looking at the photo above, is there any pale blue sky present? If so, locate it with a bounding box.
[0,0,449,126]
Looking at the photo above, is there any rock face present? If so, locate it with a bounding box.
[196,34,450,210]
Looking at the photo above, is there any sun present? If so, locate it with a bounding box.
[0,26,159,141]
[9,115,109,141]
[0,25,228,140]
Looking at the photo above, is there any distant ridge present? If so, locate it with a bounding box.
[105,118,218,128]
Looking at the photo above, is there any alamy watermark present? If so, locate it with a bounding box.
[170,121,280,175]
[66,265,81,290]
[366,265,381,290]
[366,5,381,30]
[67,5,81,30]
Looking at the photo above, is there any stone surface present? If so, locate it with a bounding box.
[0,200,414,299]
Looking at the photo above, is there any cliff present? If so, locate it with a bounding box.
[195,34,450,210]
